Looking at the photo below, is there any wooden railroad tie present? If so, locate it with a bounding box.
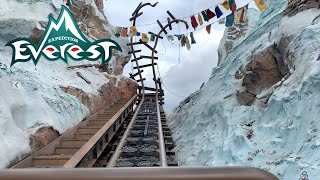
[133,63,157,69]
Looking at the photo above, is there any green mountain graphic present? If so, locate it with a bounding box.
[6,5,122,66]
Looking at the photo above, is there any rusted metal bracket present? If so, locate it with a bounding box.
[76,72,91,84]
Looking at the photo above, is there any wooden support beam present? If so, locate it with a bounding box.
[148,32,163,39]
[167,11,176,20]
[131,2,143,16]
[139,39,158,53]
[167,18,172,30]
[133,63,157,69]
[128,50,142,54]
[127,42,143,46]
[130,12,143,21]
[130,70,144,78]
[157,20,167,34]
[158,78,163,92]
[138,93,164,97]
[140,55,158,60]
[137,78,146,82]
[138,86,164,93]
[76,72,91,84]
[129,74,135,80]
[131,56,158,62]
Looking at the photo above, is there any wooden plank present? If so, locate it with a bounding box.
[133,63,157,69]
[127,42,143,46]
[130,12,143,21]
[138,39,158,53]
[137,78,146,82]
[63,95,137,168]
[132,56,158,62]
[128,50,142,54]
[138,86,164,93]
[130,70,144,78]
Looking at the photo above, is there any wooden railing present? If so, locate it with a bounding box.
[0,167,279,180]
[63,95,137,168]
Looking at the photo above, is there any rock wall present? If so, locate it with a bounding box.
[0,0,136,168]
[168,0,320,179]
[284,0,320,17]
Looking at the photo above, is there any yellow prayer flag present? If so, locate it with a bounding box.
[221,0,230,10]
[235,8,244,23]
[198,14,203,26]
[254,0,267,12]
[141,33,149,43]
[130,26,137,36]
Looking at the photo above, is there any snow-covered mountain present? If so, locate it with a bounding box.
[168,0,320,179]
[0,0,135,167]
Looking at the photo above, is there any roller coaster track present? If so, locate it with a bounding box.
[4,2,279,180]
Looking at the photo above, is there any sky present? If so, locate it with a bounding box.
[104,0,228,111]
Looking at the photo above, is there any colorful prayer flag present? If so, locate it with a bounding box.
[206,24,211,34]
[221,0,230,10]
[186,36,191,50]
[175,35,182,40]
[141,33,149,43]
[235,8,245,23]
[190,32,196,44]
[120,27,128,37]
[206,9,216,20]
[190,15,198,30]
[226,13,235,27]
[130,26,137,36]
[228,0,237,13]
[150,34,155,41]
[215,6,223,18]
[201,11,209,22]
[136,32,141,36]
[114,27,121,38]
[181,34,186,47]
[254,0,267,12]
[198,14,204,26]
[166,35,175,43]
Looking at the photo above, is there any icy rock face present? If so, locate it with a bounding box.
[168,0,320,179]
[0,0,134,167]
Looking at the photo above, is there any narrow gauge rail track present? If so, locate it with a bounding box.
[12,2,183,169]
[6,2,279,179]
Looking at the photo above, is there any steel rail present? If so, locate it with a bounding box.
[107,96,144,167]
[63,95,137,168]
[107,2,161,167]
[0,167,279,180]
[151,17,189,167]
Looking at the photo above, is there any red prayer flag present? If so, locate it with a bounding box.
[231,0,237,13]
[206,9,216,20]
[190,15,198,29]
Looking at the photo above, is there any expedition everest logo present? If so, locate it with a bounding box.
[6,6,121,66]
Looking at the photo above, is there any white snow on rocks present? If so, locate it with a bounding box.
[0,0,129,167]
[168,0,320,179]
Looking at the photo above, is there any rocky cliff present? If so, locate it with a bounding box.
[0,0,136,167]
[168,0,320,179]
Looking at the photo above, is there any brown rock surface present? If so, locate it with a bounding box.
[29,127,60,152]
[118,77,138,99]
[60,76,137,114]
[236,91,256,106]
[284,0,320,17]
[242,46,285,95]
